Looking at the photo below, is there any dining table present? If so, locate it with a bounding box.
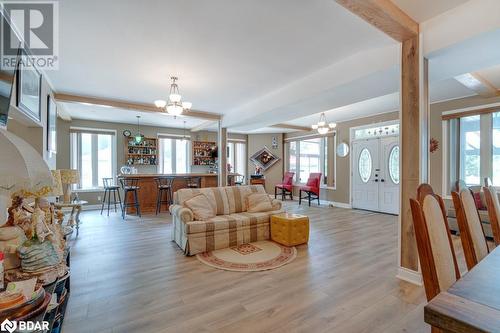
[425,246,500,333]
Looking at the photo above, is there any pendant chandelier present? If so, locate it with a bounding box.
[154,76,192,117]
[134,115,144,144]
[312,113,336,135]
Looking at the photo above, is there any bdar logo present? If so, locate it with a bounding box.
[0,319,17,333]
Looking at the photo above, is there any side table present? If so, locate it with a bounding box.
[271,213,310,246]
[54,201,88,235]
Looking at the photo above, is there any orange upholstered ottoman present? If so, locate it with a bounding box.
[271,213,309,246]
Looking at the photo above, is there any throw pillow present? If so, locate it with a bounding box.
[246,193,273,213]
[183,194,216,221]
[473,192,485,210]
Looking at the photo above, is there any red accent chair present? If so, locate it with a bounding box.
[275,172,295,201]
[299,173,322,206]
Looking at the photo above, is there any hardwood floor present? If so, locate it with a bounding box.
[62,203,442,333]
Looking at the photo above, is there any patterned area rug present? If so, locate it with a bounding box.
[196,240,297,272]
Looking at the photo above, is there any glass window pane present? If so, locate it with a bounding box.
[388,146,400,184]
[358,148,372,183]
[176,139,189,173]
[97,134,112,186]
[493,113,500,186]
[299,138,321,182]
[288,142,297,180]
[460,115,481,185]
[228,142,235,173]
[161,138,173,174]
[323,138,328,185]
[81,133,93,189]
[235,143,246,177]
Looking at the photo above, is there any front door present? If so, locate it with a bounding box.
[352,136,400,214]
[352,139,379,211]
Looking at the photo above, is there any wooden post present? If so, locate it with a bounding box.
[218,122,227,187]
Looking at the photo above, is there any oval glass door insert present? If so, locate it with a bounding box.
[389,146,400,184]
[358,148,372,183]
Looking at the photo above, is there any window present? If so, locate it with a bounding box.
[358,148,372,183]
[285,136,332,186]
[460,115,481,185]
[158,136,190,174]
[493,113,500,186]
[70,129,116,189]
[227,141,247,179]
[446,111,500,190]
[388,146,400,184]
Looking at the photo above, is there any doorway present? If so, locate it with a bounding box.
[351,127,400,215]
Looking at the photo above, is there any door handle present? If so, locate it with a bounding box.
[374,179,379,182]
[380,179,385,182]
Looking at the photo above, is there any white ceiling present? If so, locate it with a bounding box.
[392,0,471,22]
[46,0,500,132]
[477,64,500,89]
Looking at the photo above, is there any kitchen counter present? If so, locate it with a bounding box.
[118,173,238,214]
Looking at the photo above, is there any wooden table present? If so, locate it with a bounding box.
[54,200,88,235]
[425,247,500,333]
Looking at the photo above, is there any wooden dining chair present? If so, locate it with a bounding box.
[410,185,460,307]
[451,189,489,270]
[484,186,500,247]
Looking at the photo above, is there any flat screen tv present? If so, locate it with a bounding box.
[0,9,22,128]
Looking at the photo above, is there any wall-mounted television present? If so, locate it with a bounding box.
[0,9,22,128]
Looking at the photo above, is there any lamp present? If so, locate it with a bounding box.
[134,115,144,144]
[312,113,336,135]
[59,169,80,203]
[48,170,63,201]
[0,128,54,199]
[154,76,192,117]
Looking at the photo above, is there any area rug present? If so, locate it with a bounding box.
[196,240,297,272]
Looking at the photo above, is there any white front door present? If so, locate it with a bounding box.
[352,136,400,214]
[352,139,379,211]
[379,137,400,214]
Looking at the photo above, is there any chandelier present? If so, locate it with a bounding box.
[154,76,192,116]
[312,113,336,135]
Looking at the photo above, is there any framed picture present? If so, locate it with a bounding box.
[17,50,42,122]
[250,146,280,171]
[47,95,57,153]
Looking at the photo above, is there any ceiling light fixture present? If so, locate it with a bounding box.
[154,76,192,117]
[134,115,144,144]
[312,113,336,135]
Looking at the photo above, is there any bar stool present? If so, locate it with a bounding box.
[185,177,201,189]
[155,176,174,214]
[101,178,122,216]
[119,178,141,219]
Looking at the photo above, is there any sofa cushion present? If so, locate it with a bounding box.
[225,185,267,214]
[246,193,273,213]
[176,187,230,215]
[183,194,215,221]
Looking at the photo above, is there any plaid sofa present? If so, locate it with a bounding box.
[170,185,283,255]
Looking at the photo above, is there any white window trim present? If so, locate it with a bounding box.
[157,134,191,174]
[70,127,117,191]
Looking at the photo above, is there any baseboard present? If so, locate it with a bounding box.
[329,201,352,209]
[396,267,422,286]
[289,196,351,209]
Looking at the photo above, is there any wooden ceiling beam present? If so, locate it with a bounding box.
[334,0,418,42]
[270,123,311,132]
[53,92,222,121]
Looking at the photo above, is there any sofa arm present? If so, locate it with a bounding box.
[169,205,194,223]
[271,199,282,211]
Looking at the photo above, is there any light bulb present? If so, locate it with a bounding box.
[154,100,167,108]
[318,127,329,135]
[169,93,181,103]
[182,101,192,110]
[311,124,318,129]
[318,121,325,127]
[329,122,337,129]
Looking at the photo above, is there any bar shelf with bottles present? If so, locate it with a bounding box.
[125,137,158,165]
[192,141,216,166]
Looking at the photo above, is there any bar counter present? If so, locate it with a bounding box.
[119,173,234,214]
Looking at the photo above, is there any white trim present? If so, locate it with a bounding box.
[396,267,423,286]
[290,196,351,208]
[228,138,246,143]
[69,126,117,135]
[157,132,192,139]
[442,120,448,196]
[441,102,500,117]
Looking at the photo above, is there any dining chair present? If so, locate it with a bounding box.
[484,186,500,247]
[451,189,489,270]
[410,184,460,304]
[299,173,322,206]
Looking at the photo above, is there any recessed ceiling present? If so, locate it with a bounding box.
[476,64,500,90]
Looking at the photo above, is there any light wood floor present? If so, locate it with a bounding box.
[62,203,449,333]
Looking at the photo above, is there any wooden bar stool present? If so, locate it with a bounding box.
[184,177,201,189]
[100,177,122,216]
[155,176,174,214]
[119,178,141,219]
